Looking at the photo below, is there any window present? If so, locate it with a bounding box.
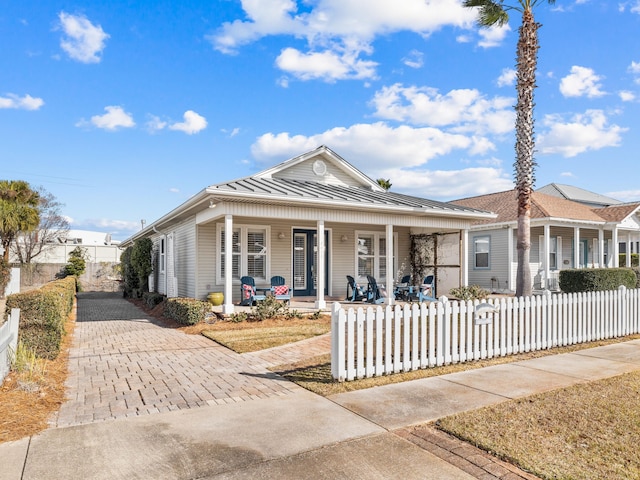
[218,224,269,282]
[474,236,490,269]
[549,236,558,270]
[160,238,165,273]
[356,231,397,282]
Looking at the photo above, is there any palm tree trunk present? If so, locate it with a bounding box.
[514,8,539,297]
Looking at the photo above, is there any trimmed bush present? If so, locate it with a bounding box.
[143,292,165,309]
[448,285,490,301]
[559,268,636,293]
[164,297,209,325]
[6,276,76,359]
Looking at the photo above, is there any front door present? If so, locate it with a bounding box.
[293,229,329,296]
[579,239,588,268]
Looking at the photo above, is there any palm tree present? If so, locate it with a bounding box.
[464,0,554,297]
[376,178,392,191]
[0,180,41,262]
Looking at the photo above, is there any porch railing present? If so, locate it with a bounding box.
[331,287,639,382]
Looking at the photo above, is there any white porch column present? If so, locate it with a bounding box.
[315,220,326,309]
[386,223,394,305]
[598,229,605,267]
[223,214,234,314]
[543,224,550,289]
[613,228,619,267]
[627,233,632,267]
[461,229,469,287]
[574,227,580,269]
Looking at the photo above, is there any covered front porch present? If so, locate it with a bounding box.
[196,204,476,314]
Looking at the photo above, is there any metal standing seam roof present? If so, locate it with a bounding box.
[209,176,492,216]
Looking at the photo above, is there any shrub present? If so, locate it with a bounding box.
[6,276,76,359]
[143,292,165,309]
[448,285,490,301]
[164,297,209,325]
[252,296,288,321]
[120,246,139,298]
[633,267,640,289]
[0,258,11,298]
[131,238,153,294]
[559,268,637,293]
[63,246,87,278]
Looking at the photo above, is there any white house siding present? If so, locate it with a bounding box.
[196,222,216,300]
[173,217,197,298]
[272,158,365,188]
[467,228,510,292]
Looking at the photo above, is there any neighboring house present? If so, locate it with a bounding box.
[121,146,495,313]
[537,183,622,208]
[452,189,640,293]
[10,229,121,264]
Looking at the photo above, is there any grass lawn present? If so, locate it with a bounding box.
[200,316,330,353]
[437,371,640,479]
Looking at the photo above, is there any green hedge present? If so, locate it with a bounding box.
[164,297,208,325]
[6,277,76,360]
[559,268,637,293]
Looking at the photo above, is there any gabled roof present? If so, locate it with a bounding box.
[537,183,621,207]
[451,189,606,225]
[593,203,640,223]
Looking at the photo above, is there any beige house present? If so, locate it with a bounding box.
[452,189,640,293]
[121,146,494,313]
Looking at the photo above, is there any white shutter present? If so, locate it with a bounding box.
[557,236,563,269]
[593,238,599,267]
[538,235,545,269]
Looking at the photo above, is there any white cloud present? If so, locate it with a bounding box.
[275,47,377,82]
[370,83,514,136]
[560,172,575,177]
[81,106,135,131]
[0,93,44,110]
[496,68,516,87]
[402,50,424,69]
[169,110,207,134]
[619,90,636,102]
[251,123,514,200]
[145,115,168,133]
[538,110,627,157]
[58,12,109,64]
[477,24,510,48]
[559,66,606,98]
[630,61,640,74]
[606,189,640,202]
[79,218,141,232]
[377,166,513,200]
[169,188,180,193]
[208,0,476,80]
[252,122,478,171]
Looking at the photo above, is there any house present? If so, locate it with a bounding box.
[121,146,495,313]
[10,229,121,264]
[451,189,640,293]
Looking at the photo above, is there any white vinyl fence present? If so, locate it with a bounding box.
[0,309,20,384]
[331,287,640,382]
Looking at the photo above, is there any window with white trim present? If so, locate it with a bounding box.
[549,236,558,270]
[160,238,165,273]
[217,224,269,283]
[473,236,490,269]
[356,231,397,282]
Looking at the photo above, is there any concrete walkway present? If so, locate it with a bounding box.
[3,292,640,479]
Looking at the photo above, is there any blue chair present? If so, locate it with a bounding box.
[365,275,385,304]
[346,275,367,302]
[394,275,412,301]
[239,276,266,306]
[270,276,291,303]
[417,275,436,302]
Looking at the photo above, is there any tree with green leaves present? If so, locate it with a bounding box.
[376,178,392,191]
[0,180,40,262]
[64,246,87,277]
[464,0,554,297]
[12,187,70,264]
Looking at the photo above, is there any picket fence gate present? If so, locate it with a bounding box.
[0,309,20,384]
[331,287,640,382]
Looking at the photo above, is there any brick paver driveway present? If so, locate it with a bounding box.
[55,292,304,427]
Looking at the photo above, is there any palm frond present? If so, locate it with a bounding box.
[464,0,510,27]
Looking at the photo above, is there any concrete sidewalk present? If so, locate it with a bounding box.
[3,293,640,479]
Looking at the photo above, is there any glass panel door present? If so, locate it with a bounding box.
[293,233,307,291]
[293,229,328,296]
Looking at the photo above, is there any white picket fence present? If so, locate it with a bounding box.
[0,309,20,384]
[331,287,640,381]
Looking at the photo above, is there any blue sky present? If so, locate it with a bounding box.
[3,0,640,240]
